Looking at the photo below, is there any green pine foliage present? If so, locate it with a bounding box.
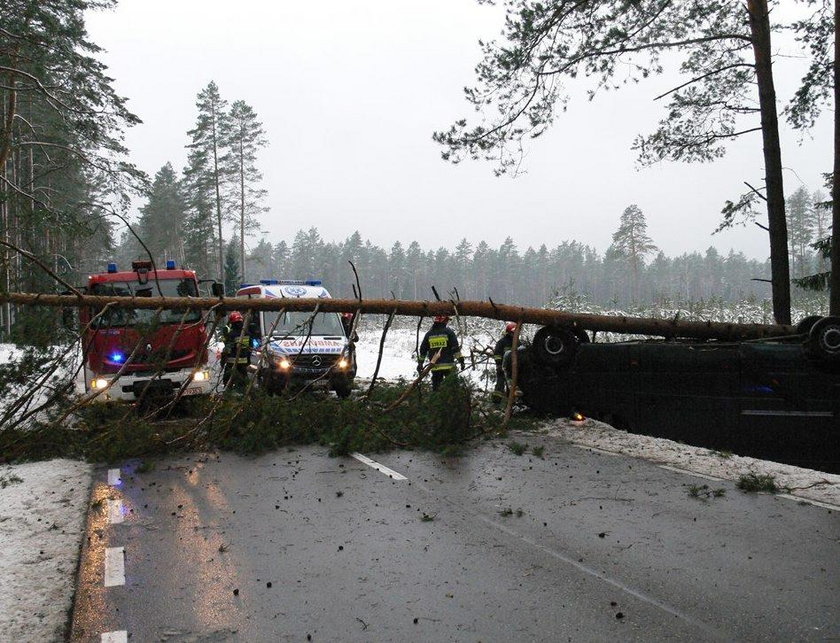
[0,379,480,463]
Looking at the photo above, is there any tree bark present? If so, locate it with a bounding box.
[831,0,840,315]
[212,102,224,286]
[2,292,796,341]
[747,0,791,324]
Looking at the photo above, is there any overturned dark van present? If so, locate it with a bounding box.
[511,317,840,473]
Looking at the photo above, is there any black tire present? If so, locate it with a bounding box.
[796,315,823,336]
[806,316,840,361]
[259,369,287,395]
[333,379,352,399]
[532,325,579,368]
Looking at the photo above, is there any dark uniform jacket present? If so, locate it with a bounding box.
[419,323,462,371]
[493,333,514,365]
[222,321,254,364]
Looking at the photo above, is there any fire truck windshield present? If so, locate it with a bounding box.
[90,279,201,327]
[263,311,344,337]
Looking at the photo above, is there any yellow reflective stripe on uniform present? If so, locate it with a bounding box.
[430,363,456,371]
[428,335,448,349]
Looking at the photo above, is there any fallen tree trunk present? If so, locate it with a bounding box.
[0,291,796,341]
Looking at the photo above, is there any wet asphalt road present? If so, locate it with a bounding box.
[71,433,840,642]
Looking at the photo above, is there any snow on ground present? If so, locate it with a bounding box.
[353,319,498,389]
[544,418,840,508]
[1,326,839,640]
[0,459,92,642]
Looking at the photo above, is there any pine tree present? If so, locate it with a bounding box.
[185,82,229,282]
[133,164,187,265]
[223,237,241,296]
[0,0,144,334]
[434,0,795,323]
[222,100,268,278]
[611,205,658,301]
[786,187,814,279]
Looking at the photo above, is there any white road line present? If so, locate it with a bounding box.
[107,499,124,524]
[104,547,125,587]
[107,468,121,486]
[350,452,407,480]
[101,631,128,643]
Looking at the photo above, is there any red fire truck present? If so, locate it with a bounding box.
[79,260,214,402]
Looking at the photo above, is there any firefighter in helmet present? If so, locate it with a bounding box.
[491,322,517,404]
[417,315,464,390]
[222,311,256,390]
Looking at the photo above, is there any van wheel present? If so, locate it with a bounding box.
[532,326,579,368]
[796,315,823,336]
[807,316,840,361]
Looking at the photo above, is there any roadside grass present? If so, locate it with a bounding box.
[508,441,528,456]
[687,484,727,500]
[737,472,780,493]
[0,376,522,464]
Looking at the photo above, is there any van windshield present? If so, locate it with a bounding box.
[263,311,344,338]
[90,279,201,327]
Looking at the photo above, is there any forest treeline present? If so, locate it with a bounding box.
[112,172,830,310]
[0,0,834,344]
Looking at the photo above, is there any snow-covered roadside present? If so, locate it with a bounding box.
[543,418,840,508]
[0,459,93,642]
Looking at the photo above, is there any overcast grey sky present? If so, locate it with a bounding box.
[86,0,831,261]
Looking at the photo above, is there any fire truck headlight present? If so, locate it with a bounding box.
[277,358,291,370]
[91,378,109,390]
[337,358,349,369]
[192,369,211,383]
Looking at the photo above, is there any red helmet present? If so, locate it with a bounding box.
[505,322,517,333]
[228,311,243,323]
[433,315,450,324]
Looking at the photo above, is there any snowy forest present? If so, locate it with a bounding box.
[0,0,836,343]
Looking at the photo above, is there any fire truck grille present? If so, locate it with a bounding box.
[130,349,191,364]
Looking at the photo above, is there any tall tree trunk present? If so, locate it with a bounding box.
[747,0,791,324]
[239,138,245,280]
[211,105,224,286]
[831,0,840,315]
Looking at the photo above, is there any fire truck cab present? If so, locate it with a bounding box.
[79,260,213,402]
[234,280,356,398]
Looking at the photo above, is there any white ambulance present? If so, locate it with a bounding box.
[234,280,356,397]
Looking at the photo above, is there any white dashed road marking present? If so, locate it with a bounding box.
[101,631,128,643]
[350,452,407,480]
[104,547,126,587]
[107,499,124,524]
[107,468,121,486]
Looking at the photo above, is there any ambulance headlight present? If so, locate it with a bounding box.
[192,369,211,382]
[277,358,291,370]
[336,358,349,369]
[91,378,109,390]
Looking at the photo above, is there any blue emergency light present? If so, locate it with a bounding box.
[107,263,118,273]
[110,351,126,363]
[260,279,280,285]
[166,260,176,269]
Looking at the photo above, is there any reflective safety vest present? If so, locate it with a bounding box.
[419,324,462,371]
[223,324,252,364]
